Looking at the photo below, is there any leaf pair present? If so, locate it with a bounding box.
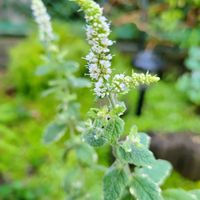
[83,116,124,147]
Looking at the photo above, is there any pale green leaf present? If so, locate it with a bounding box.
[130,175,163,200]
[190,190,200,200]
[135,159,172,186]
[103,166,128,200]
[43,122,66,144]
[116,145,155,167]
[35,65,51,76]
[163,189,196,200]
[70,77,91,88]
[138,132,151,148]
[61,61,79,73]
[76,143,97,165]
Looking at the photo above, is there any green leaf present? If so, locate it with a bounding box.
[130,175,163,200]
[135,159,172,186]
[163,189,196,200]
[63,167,83,194]
[75,143,97,165]
[43,122,66,144]
[104,117,124,143]
[35,65,52,76]
[103,166,128,200]
[190,190,200,200]
[138,132,151,148]
[83,128,107,147]
[61,61,79,73]
[69,77,91,88]
[116,144,155,167]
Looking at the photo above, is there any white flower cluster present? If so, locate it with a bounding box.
[75,0,113,98]
[112,72,160,94]
[31,0,54,43]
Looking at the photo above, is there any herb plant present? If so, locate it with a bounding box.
[31,0,200,199]
[72,0,169,199]
[31,0,91,144]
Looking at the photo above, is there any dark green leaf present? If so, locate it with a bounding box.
[103,166,128,200]
[83,128,107,147]
[130,175,163,200]
[104,117,124,143]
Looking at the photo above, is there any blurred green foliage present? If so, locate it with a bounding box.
[149,0,200,47]
[8,21,88,97]
[177,47,200,106]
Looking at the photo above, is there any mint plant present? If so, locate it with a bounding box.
[72,0,171,199]
[177,47,200,106]
[31,0,200,199]
[31,0,91,144]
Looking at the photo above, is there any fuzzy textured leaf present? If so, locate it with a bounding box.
[103,167,128,200]
[83,129,107,147]
[104,117,124,143]
[130,175,163,200]
[138,132,151,148]
[43,122,66,144]
[135,159,172,186]
[116,145,155,167]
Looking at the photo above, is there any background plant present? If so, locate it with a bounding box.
[177,47,200,106]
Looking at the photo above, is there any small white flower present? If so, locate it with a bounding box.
[94,78,107,98]
[75,0,114,97]
[31,0,54,43]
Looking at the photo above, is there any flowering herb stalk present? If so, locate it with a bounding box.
[73,0,173,200]
[31,1,104,198]
[31,0,91,144]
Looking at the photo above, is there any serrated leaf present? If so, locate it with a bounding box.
[103,166,128,200]
[135,159,172,186]
[163,189,196,200]
[130,175,163,200]
[83,128,107,147]
[104,117,124,143]
[138,132,151,148]
[43,122,66,144]
[75,143,97,165]
[116,144,155,167]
